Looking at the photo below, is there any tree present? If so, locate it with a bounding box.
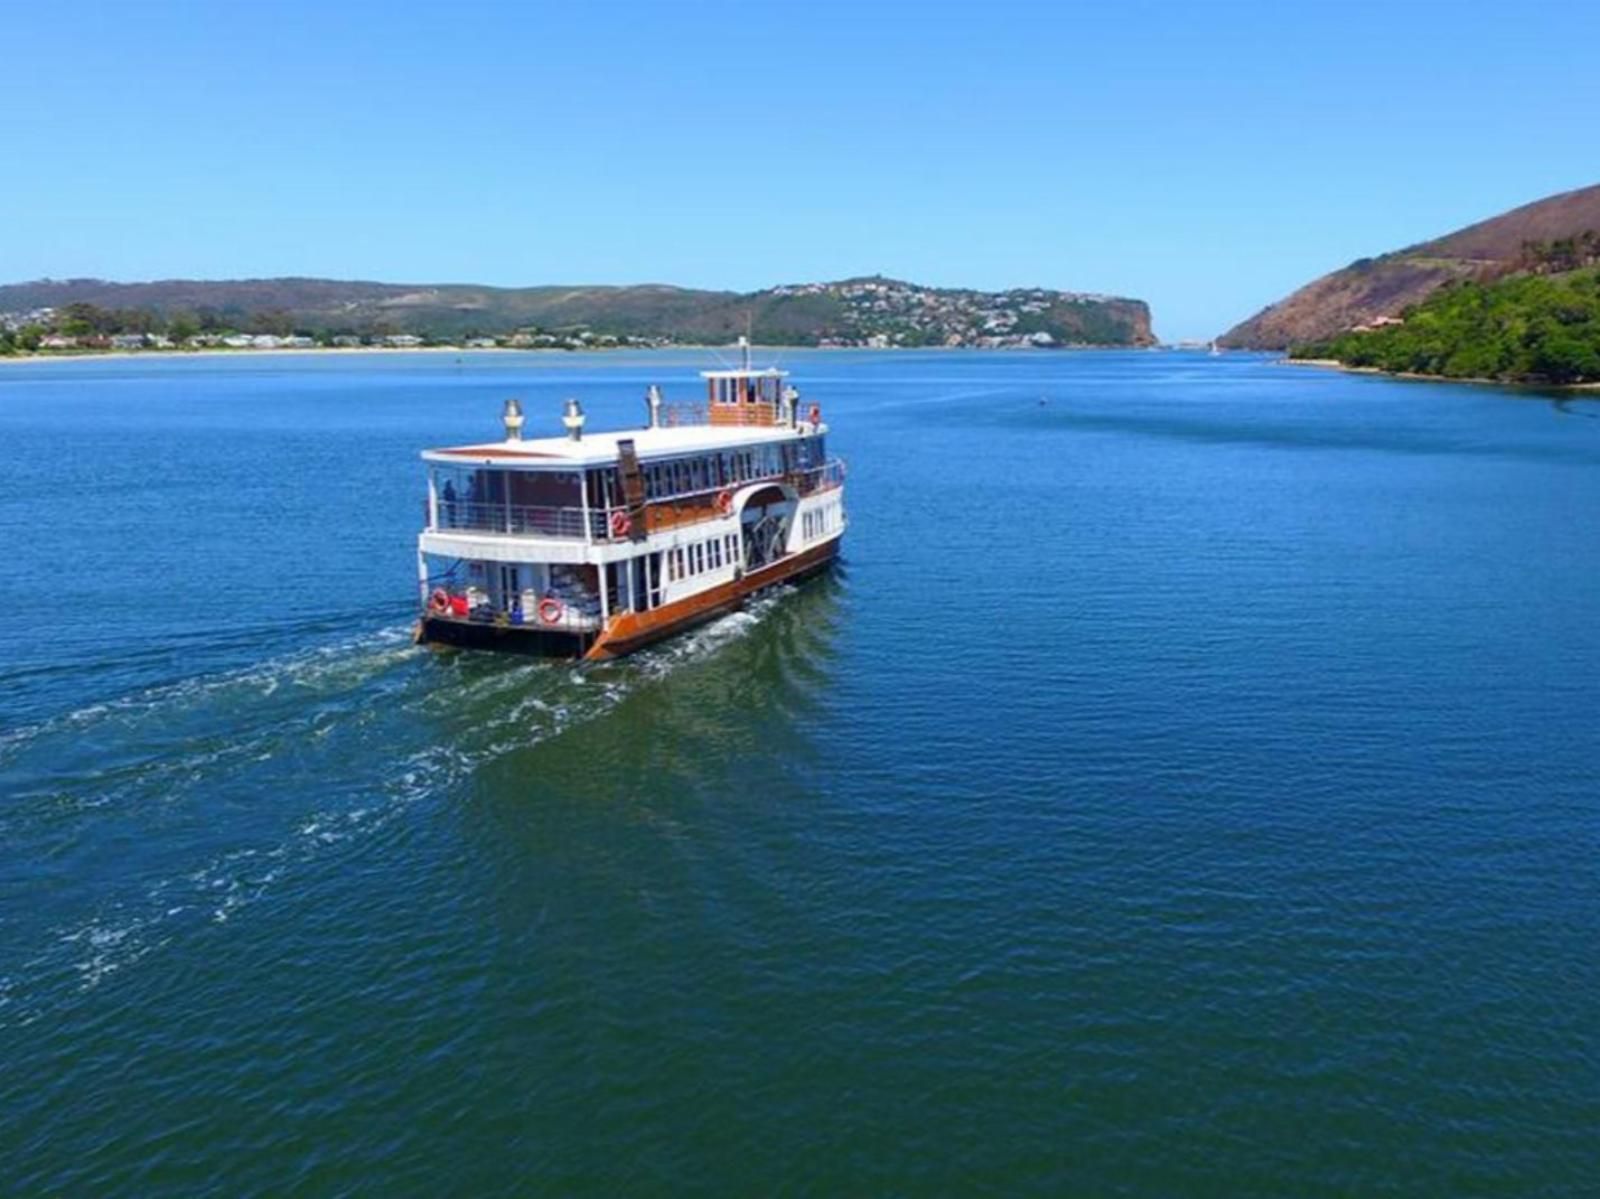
[249,309,293,337]
[60,302,105,337]
[168,314,199,345]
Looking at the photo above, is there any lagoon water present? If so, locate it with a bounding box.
[2,350,1598,1194]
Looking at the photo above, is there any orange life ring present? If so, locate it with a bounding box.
[609,509,631,537]
[808,403,821,425]
[715,489,733,515]
[428,588,450,615]
[537,597,564,625]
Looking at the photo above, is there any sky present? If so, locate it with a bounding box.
[2,0,1598,340]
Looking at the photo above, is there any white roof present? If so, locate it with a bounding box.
[699,367,788,380]
[421,420,818,468]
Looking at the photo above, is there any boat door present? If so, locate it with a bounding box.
[497,563,522,618]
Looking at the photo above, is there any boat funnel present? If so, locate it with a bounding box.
[502,397,525,441]
[562,397,586,441]
[645,384,663,428]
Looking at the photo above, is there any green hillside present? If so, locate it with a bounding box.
[1289,267,1600,385]
[0,275,1154,350]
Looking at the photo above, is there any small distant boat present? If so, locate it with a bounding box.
[1209,340,1222,356]
[413,339,847,660]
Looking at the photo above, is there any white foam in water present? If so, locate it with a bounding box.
[0,625,420,769]
[2,593,800,1026]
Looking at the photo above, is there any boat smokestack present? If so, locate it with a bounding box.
[502,397,524,441]
[645,384,663,429]
[562,397,585,441]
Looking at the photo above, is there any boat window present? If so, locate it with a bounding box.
[507,469,580,510]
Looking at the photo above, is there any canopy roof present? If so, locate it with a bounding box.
[422,420,813,468]
[699,367,789,380]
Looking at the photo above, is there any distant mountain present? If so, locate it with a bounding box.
[0,275,1154,349]
[1218,182,1600,349]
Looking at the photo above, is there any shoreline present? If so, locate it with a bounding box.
[0,342,1158,366]
[1278,356,1600,392]
[0,345,570,366]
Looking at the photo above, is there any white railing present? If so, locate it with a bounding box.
[434,501,593,539]
[791,458,846,496]
[423,590,602,632]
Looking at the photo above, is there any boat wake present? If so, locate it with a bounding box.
[0,591,800,1028]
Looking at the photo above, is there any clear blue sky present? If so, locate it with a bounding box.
[3,0,1597,340]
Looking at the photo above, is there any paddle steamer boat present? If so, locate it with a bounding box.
[414,345,846,659]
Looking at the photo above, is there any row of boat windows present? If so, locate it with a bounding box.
[667,532,740,582]
[598,437,828,507]
[802,501,841,540]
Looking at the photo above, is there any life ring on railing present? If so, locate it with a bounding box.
[609,509,631,538]
[537,597,564,626]
[715,489,734,515]
[428,588,451,615]
[808,403,821,426]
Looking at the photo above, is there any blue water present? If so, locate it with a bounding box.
[2,350,1597,1194]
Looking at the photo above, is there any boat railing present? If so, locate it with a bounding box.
[423,589,603,632]
[657,403,785,428]
[658,402,709,427]
[790,458,846,496]
[434,501,591,539]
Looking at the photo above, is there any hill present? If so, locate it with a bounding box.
[1218,182,1600,349]
[0,275,1154,350]
[1289,268,1600,385]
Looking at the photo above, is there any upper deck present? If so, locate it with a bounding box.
[417,352,840,547]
